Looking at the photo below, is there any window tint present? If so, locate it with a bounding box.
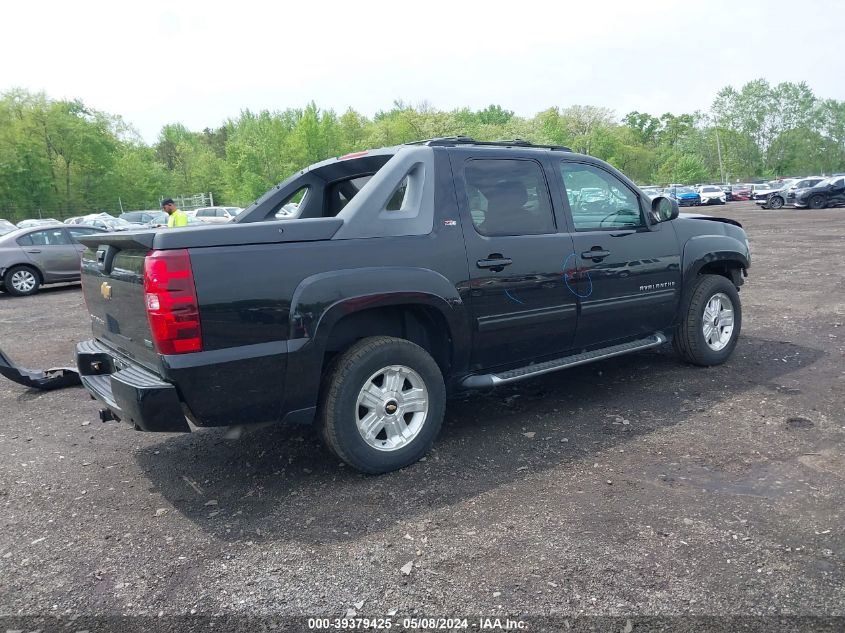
[16,234,33,246]
[26,228,71,246]
[559,162,644,230]
[463,159,555,237]
[216,208,228,217]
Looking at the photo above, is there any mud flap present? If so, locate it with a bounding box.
[0,348,81,390]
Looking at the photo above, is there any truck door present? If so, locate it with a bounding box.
[455,156,578,371]
[555,160,681,348]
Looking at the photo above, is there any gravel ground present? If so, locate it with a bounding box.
[0,202,843,630]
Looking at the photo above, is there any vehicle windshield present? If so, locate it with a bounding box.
[701,186,720,192]
[675,186,694,194]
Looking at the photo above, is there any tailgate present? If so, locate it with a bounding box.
[79,231,160,371]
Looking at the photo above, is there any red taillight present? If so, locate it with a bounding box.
[143,249,202,354]
[338,150,368,160]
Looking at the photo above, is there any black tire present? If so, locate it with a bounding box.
[316,336,446,474]
[673,274,742,367]
[3,265,41,297]
[768,196,784,209]
[809,194,825,210]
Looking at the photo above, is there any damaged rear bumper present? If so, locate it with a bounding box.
[0,348,82,390]
[76,339,190,432]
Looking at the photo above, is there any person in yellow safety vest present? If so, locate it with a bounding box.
[161,198,188,228]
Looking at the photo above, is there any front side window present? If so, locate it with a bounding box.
[463,159,555,237]
[559,162,644,231]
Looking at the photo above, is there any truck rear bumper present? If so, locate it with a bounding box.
[76,340,190,432]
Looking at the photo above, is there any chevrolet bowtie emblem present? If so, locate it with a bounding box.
[100,281,112,300]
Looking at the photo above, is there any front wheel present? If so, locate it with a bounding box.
[673,275,742,366]
[768,196,784,209]
[317,336,446,474]
[808,195,825,209]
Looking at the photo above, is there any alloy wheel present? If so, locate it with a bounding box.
[702,292,735,351]
[355,364,429,452]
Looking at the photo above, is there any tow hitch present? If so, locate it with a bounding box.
[0,347,81,390]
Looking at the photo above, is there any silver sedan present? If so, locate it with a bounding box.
[0,225,106,296]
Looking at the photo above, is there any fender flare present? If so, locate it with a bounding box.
[290,266,468,345]
[679,235,749,315]
[282,268,471,410]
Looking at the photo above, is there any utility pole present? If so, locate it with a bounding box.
[118,197,124,212]
[713,114,726,184]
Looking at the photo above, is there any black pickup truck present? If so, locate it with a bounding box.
[75,137,750,474]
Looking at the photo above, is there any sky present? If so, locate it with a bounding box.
[2,0,844,143]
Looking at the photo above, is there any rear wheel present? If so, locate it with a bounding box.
[317,336,446,474]
[809,194,825,209]
[673,274,741,366]
[3,265,40,296]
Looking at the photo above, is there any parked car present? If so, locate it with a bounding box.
[749,181,779,200]
[193,206,244,224]
[0,219,17,236]
[119,210,166,225]
[756,177,825,209]
[667,186,701,206]
[640,186,663,199]
[697,185,727,205]
[729,184,752,201]
[718,185,734,202]
[793,176,845,209]
[0,225,107,296]
[16,218,61,229]
[79,217,137,232]
[781,177,826,207]
[74,137,750,474]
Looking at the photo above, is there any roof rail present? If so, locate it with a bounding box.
[408,136,572,152]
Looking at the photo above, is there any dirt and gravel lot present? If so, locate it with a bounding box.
[0,202,843,630]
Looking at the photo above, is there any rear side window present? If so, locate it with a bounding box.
[559,162,644,231]
[463,159,555,237]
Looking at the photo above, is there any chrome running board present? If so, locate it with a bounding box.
[461,333,668,389]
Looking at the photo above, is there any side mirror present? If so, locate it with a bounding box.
[650,195,679,224]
